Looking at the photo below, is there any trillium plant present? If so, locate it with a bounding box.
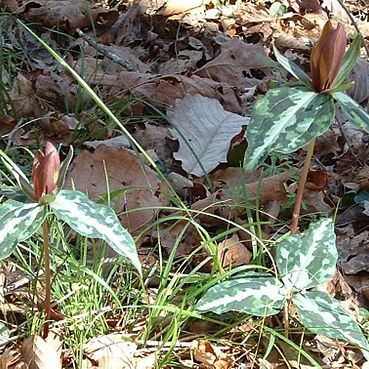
[243,21,369,233]
[196,219,369,359]
[0,142,141,335]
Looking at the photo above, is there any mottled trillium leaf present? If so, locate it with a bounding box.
[276,218,336,291]
[195,273,286,316]
[0,150,35,201]
[273,45,311,87]
[295,291,369,359]
[50,190,141,274]
[0,200,46,259]
[331,34,362,90]
[333,92,369,132]
[244,86,335,171]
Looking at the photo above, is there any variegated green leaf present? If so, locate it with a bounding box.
[295,291,369,358]
[273,45,311,87]
[50,190,141,274]
[0,200,46,259]
[276,218,336,291]
[196,273,285,316]
[333,92,369,132]
[244,86,335,171]
[332,34,362,90]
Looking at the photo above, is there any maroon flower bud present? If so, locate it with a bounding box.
[310,21,347,92]
[32,142,61,201]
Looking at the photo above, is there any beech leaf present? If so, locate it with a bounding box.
[169,94,249,176]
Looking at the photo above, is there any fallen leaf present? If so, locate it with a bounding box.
[161,0,207,16]
[337,230,369,275]
[194,39,275,89]
[217,234,252,268]
[84,135,131,150]
[66,145,162,235]
[9,73,45,117]
[84,333,137,369]
[9,0,118,33]
[0,115,16,136]
[21,335,61,369]
[79,65,247,113]
[349,58,369,104]
[191,340,233,369]
[168,94,249,176]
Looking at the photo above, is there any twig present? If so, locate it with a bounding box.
[75,28,136,72]
[333,0,369,59]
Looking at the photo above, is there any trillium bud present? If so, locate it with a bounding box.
[32,141,61,201]
[310,21,347,92]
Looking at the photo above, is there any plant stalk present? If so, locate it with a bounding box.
[291,139,316,234]
[42,217,51,338]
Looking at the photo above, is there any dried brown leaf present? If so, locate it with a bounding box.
[194,39,274,89]
[217,234,252,268]
[84,333,137,369]
[21,335,61,369]
[9,0,118,32]
[66,145,162,235]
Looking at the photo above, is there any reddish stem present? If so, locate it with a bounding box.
[291,139,316,234]
[42,218,51,338]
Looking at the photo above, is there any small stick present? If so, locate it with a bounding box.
[75,28,136,72]
[333,0,369,58]
[290,139,316,234]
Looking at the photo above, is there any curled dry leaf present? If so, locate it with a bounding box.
[5,0,118,33]
[217,234,252,268]
[168,94,249,176]
[66,145,162,235]
[191,340,233,369]
[21,335,61,369]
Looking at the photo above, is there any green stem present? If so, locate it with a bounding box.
[42,218,51,338]
[291,139,316,234]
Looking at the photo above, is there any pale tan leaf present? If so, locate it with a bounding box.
[84,333,137,369]
[169,94,249,176]
[21,335,61,369]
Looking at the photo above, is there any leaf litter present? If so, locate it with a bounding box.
[1,0,369,367]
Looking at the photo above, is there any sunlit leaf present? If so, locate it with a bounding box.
[295,291,369,359]
[196,273,285,316]
[0,200,46,259]
[244,86,335,171]
[273,45,311,86]
[50,190,141,274]
[332,34,362,89]
[276,218,336,291]
[333,92,369,132]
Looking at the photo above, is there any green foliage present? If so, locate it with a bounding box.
[0,200,46,259]
[0,150,141,275]
[244,34,367,171]
[243,86,335,171]
[50,190,141,273]
[196,219,369,356]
